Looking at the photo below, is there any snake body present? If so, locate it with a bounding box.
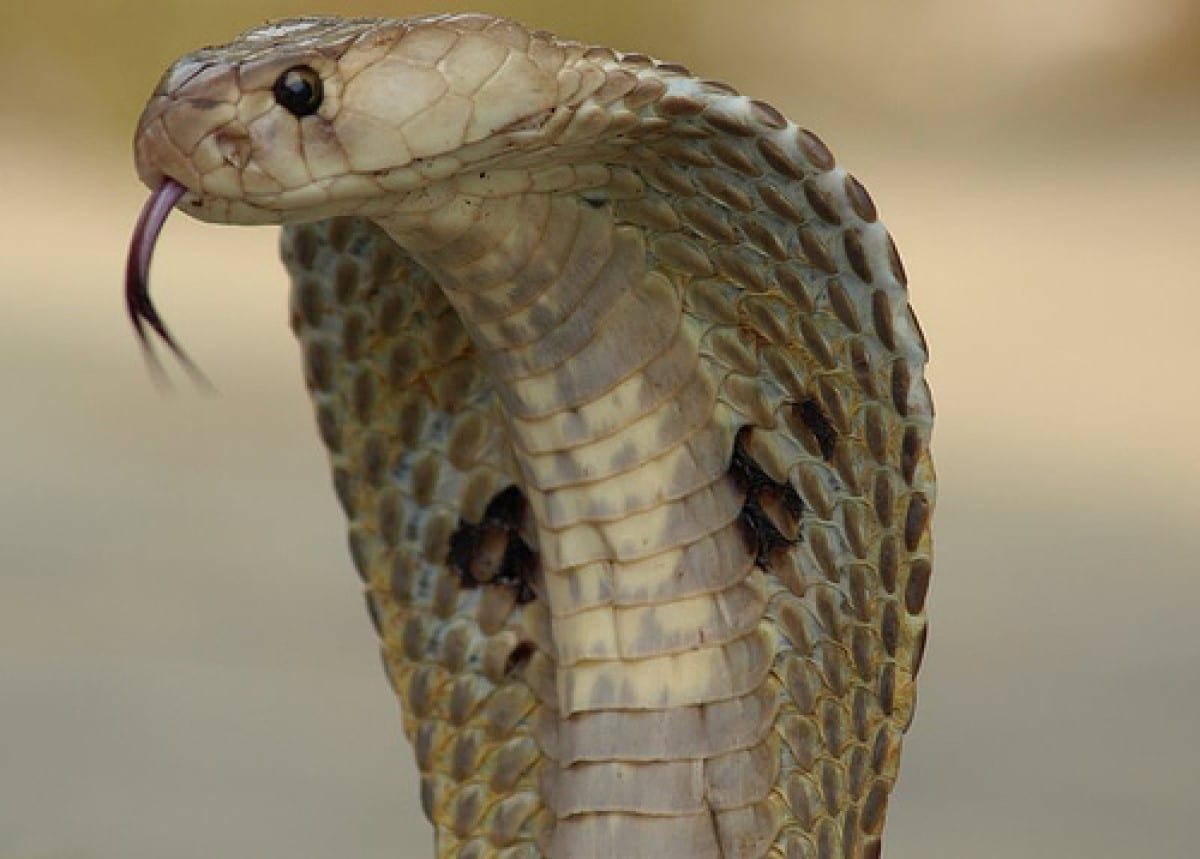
[130,14,934,858]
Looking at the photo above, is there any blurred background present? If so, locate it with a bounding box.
[2,1,1197,856]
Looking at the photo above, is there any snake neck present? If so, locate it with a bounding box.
[377,192,779,854]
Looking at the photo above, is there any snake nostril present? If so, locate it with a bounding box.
[215,131,252,169]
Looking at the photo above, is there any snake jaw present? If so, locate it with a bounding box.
[124,178,212,389]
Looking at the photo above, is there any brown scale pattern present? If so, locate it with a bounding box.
[605,102,934,856]
[284,219,557,856]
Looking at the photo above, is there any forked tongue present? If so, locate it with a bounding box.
[125,179,213,390]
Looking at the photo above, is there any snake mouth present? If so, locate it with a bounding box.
[125,178,212,388]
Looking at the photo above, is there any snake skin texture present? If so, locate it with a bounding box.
[131,14,934,858]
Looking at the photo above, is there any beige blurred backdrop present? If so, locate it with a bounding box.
[2,1,1198,857]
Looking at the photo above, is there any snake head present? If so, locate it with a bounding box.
[132,15,564,225]
[128,14,566,381]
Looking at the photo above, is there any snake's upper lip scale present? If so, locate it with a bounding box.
[125,178,212,389]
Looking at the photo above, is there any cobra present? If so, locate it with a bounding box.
[127,14,934,859]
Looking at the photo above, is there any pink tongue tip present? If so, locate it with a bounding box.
[124,179,212,390]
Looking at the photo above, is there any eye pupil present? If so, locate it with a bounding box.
[273,66,323,118]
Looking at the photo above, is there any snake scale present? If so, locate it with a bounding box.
[127,14,934,858]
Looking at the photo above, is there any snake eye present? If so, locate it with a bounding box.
[273,66,323,118]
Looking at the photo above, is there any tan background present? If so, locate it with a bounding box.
[2,1,1198,856]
